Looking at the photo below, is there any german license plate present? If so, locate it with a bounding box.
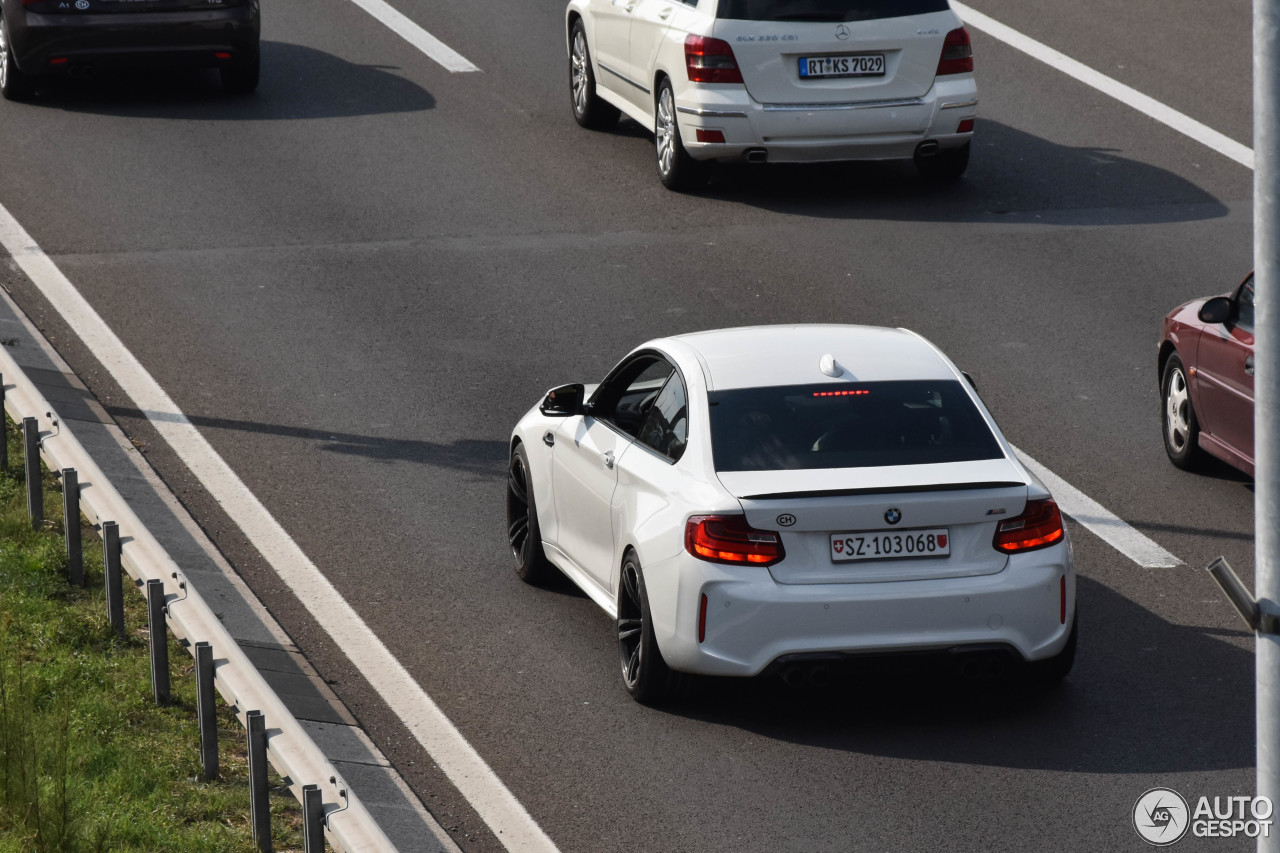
[799,54,885,79]
[830,528,950,562]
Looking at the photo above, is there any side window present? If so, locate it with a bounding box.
[1236,276,1255,332]
[592,356,674,438]
[638,374,690,462]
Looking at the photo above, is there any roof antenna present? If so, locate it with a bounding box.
[820,354,843,378]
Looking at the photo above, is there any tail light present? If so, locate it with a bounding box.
[685,35,744,84]
[936,27,973,76]
[685,515,784,566]
[993,499,1064,554]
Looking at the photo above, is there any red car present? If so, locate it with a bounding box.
[1159,272,1256,476]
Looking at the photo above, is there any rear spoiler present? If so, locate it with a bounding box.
[741,481,1024,501]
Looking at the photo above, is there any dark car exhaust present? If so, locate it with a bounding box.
[744,148,768,164]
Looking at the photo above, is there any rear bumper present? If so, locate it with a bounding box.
[8,5,258,74]
[644,534,1075,677]
[673,74,976,164]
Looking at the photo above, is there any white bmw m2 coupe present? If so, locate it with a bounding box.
[565,0,977,189]
[507,326,1076,704]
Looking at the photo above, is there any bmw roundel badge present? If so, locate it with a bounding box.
[884,508,902,525]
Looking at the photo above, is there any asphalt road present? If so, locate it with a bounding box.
[0,0,1263,850]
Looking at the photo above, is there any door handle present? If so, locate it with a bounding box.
[603,450,615,469]
[543,431,555,447]
[659,7,671,18]
[624,2,635,11]
[1247,356,1256,376]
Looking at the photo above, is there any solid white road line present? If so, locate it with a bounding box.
[952,1,1254,170]
[0,204,556,853]
[1011,444,1183,569]
[346,0,480,73]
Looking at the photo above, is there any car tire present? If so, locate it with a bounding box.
[0,21,34,102]
[220,46,260,95]
[1027,614,1077,685]
[1161,351,1205,470]
[506,444,554,585]
[915,141,970,181]
[569,21,619,130]
[655,78,707,192]
[617,550,677,705]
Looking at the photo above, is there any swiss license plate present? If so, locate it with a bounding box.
[798,54,885,79]
[830,528,950,562]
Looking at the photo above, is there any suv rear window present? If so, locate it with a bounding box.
[708,380,1002,471]
[717,0,950,22]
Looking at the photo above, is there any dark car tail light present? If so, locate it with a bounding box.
[686,515,784,566]
[685,35,744,84]
[993,499,1064,554]
[936,27,973,76]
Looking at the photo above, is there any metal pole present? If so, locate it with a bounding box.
[102,520,124,639]
[247,709,272,852]
[146,579,169,706]
[0,375,7,471]
[195,641,219,780]
[22,416,40,528]
[62,468,83,587]
[1257,2,1280,849]
[302,783,325,853]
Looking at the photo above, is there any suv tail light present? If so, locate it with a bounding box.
[936,27,973,76]
[686,515,784,566]
[993,499,1064,554]
[685,35,744,84]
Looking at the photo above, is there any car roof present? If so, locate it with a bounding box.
[666,324,956,391]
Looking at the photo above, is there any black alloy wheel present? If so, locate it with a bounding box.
[617,551,675,704]
[507,444,553,584]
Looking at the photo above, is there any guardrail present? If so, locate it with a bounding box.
[0,343,396,853]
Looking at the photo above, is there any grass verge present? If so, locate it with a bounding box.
[0,415,303,852]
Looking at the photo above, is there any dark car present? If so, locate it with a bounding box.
[1159,272,1255,476]
[0,0,259,99]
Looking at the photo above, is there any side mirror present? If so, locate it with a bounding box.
[962,371,978,390]
[1199,296,1233,325]
[540,383,586,417]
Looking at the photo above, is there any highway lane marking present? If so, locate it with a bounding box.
[952,1,1254,170]
[0,206,556,853]
[346,0,480,73]
[1011,444,1183,568]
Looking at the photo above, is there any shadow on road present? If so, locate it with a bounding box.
[603,118,1230,227]
[663,576,1253,774]
[104,405,505,476]
[19,41,434,120]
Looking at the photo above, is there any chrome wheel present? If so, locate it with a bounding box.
[1165,366,1191,454]
[617,558,645,689]
[655,85,677,178]
[506,452,532,566]
[571,31,589,118]
[0,26,10,93]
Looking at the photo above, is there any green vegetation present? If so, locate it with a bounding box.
[0,417,303,852]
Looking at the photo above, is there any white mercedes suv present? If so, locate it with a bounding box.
[565,0,977,190]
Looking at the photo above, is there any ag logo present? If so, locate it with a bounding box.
[884,508,902,525]
[1134,787,1190,846]
[776,514,796,527]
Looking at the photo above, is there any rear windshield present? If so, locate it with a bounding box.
[717,0,950,22]
[708,380,1002,472]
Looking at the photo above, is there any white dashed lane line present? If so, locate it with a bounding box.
[346,0,481,73]
[952,1,1254,170]
[1010,445,1183,569]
